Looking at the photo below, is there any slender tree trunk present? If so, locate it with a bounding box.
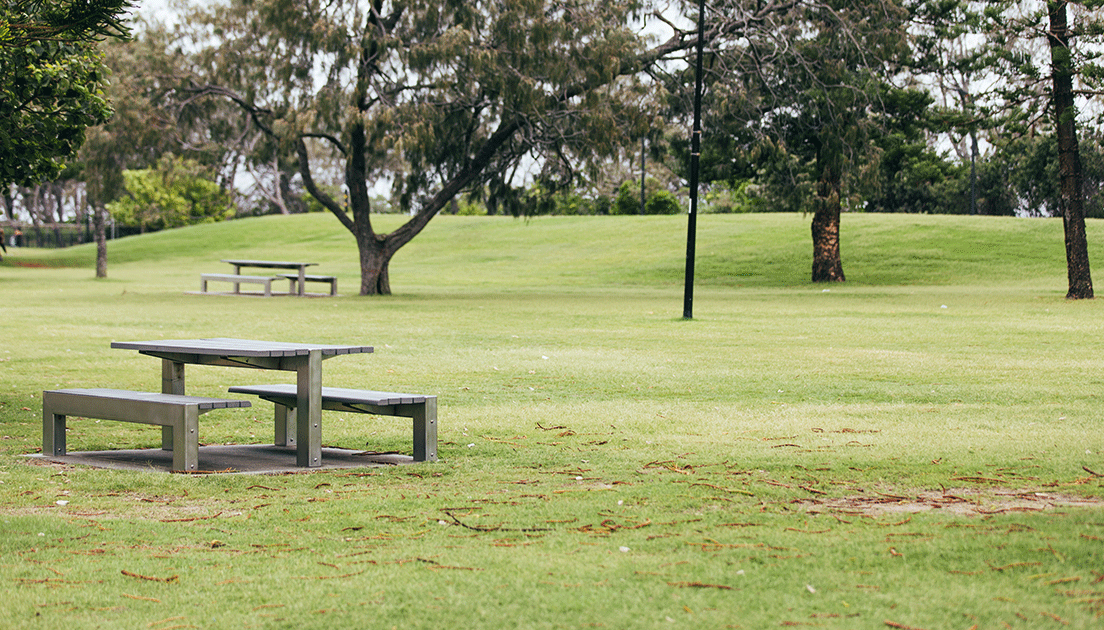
[93,203,107,278]
[811,138,845,282]
[1048,1,1092,299]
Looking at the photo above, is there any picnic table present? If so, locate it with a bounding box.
[110,338,373,467]
[221,259,317,296]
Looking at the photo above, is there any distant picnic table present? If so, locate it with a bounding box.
[221,259,318,296]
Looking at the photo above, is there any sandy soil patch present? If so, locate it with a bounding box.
[798,488,1104,517]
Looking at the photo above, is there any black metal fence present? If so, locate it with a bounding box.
[1,223,140,249]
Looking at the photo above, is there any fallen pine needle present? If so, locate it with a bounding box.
[147,616,183,627]
[121,593,160,603]
[159,512,221,523]
[121,570,178,583]
[292,570,367,580]
[668,581,732,590]
[884,621,928,630]
[1040,612,1069,624]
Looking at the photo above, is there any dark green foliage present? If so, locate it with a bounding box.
[644,188,681,215]
[0,40,113,187]
[612,180,679,215]
[107,154,235,232]
[0,0,135,188]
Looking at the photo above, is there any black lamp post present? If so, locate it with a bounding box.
[683,0,706,319]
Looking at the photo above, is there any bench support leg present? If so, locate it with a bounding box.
[410,398,438,462]
[43,408,66,456]
[294,350,322,467]
[274,404,297,447]
[162,360,185,450]
[171,407,200,472]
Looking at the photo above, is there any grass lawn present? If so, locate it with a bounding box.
[1,212,1102,629]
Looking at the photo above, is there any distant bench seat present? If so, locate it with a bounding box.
[42,388,251,472]
[228,384,437,462]
[201,273,279,296]
[278,274,338,296]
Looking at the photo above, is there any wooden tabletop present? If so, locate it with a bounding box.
[110,338,373,357]
[221,259,318,269]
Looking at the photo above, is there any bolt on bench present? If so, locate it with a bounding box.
[228,384,437,462]
[42,388,251,472]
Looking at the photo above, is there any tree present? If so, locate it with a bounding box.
[922,0,1103,298]
[108,154,234,232]
[0,0,134,189]
[660,0,913,282]
[163,0,799,295]
[0,0,133,45]
[79,32,175,276]
[1045,0,1093,298]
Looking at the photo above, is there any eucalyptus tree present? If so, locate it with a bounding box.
[79,33,176,276]
[164,0,802,294]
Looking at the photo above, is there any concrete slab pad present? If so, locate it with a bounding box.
[27,444,417,474]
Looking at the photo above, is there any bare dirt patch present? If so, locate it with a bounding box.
[798,488,1104,517]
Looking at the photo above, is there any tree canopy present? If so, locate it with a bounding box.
[0,0,134,188]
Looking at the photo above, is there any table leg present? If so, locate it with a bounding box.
[297,266,306,296]
[294,350,322,467]
[161,360,185,450]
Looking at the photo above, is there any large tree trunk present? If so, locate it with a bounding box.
[357,236,392,295]
[811,138,845,283]
[1048,1,1092,299]
[93,203,107,278]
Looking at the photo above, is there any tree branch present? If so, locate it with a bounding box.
[296,138,353,231]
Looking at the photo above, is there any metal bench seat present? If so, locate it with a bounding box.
[200,273,279,296]
[42,388,251,472]
[277,273,338,296]
[228,384,437,462]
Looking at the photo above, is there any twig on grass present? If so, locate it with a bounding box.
[292,569,367,580]
[884,621,928,630]
[440,509,550,533]
[951,476,1006,484]
[417,558,484,571]
[159,512,221,523]
[121,570,178,583]
[120,593,160,603]
[667,581,732,590]
[988,561,1042,572]
[1040,611,1069,624]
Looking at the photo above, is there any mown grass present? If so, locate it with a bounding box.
[1,213,1102,629]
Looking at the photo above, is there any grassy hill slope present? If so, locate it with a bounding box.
[3,212,1092,292]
